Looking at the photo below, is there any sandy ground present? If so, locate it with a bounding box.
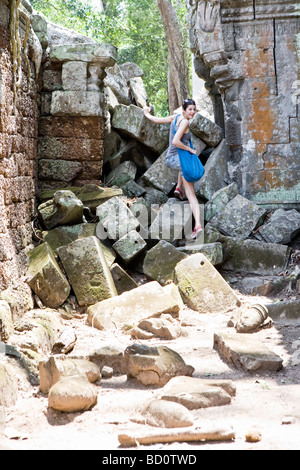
[0,286,300,452]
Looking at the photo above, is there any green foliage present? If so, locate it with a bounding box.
[30,0,189,116]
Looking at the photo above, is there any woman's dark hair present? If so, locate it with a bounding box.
[182,99,196,110]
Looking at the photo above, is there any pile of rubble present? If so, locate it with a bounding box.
[1,69,300,444]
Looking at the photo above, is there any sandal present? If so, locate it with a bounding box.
[174,187,184,201]
[190,225,203,240]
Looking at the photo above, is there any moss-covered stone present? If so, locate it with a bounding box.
[57,236,117,306]
[37,190,84,230]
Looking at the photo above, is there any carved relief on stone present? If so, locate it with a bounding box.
[197,0,219,33]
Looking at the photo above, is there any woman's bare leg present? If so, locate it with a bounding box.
[177,172,183,190]
[182,178,201,229]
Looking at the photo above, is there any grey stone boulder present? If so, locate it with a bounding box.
[210,194,267,239]
[104,64,131,105]
[38,159,82,183]
[57,236,117,306]
[124,343,194,386]
[174,253,240,314]
[110,263,138,295]
[134,399,194,428]
[204,183,239,222]
[221,237,291,275]
[190,112,223,147]
[37,190,84,230]
[177,242,223,266]
[129,76,148,108]
[119,62,144,83]
[112,104,170,154]
[112,230,147,264]
[106,161,137,188]
[141,150,179,195]
[143,240,188,285]
[149,198,193,243]
[26,243,71,309]
[96,196,140,241]
[213,331,283,372]
[195,139,231,200]
[257,208,300,245]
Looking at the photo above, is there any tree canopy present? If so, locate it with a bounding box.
[30,0,191,116]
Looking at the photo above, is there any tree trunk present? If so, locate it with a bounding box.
[156,0,190,113]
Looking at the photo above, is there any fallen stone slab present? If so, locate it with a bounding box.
[195,139,231,200]
[204,183,239,222]
[57,236,117,306]
[118,425,236,447]
[106,161,137,188]
[43,223,116,267]
[39,355,101,394]
[135,314,182,341]
[177,242,223,266]
[150,198,193,243]
[112,104,170,154]
[143,240,188,285]
[26,243,71,309]
[209,194,267,239]
[174,253,240,314]
[88,343,126,375]
[112,230,147,264]
[257,208,300,245]
[124,343,194,386]
[221,237,291,275]
[129,76,148,108]
[87,281,181,331]
[159,376,236,409]
[110,263,138,295]
[48,374,98,412]
[266,300,300,320]
[52,327,77,355]
[133,399,194,428]
[50,43,117,66]
[39,185,123,212]
[141,150,179,195]
[96,196,140,241]
[37,190,84,230]
[190,112,223,147]
[213,331,283,372]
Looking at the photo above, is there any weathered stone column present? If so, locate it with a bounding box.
[189,0,300,207]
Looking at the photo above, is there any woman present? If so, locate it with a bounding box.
[143,99,202,240]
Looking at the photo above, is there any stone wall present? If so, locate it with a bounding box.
[189,0,300,207]
[0,0,39,289]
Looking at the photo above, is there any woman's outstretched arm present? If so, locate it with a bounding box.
[143,106,176,124]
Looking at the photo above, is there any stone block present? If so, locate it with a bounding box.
[204,183,239,222]
[177,242,223,266]
[0,363,18,407]
[195,140,231,201]
[87,281,182,331]
[129,76,148,108]
[51,90,103,117]
[62,61,87,91]
[149,198,193,243]
[213,331,283,372]
[96,196,140,241]
[112,230,147,264]
[141,150,179,195]
[257,208,300,244]
[0,300,13,341]
[106,160,137,188]
[190,113,223,147]
[50,43,117,66]
[160,376,236,409]
[221,237,291,275]
[39,355,101,394]
[37,190,84,230]
[124,343,194,386]
[38,159,82,182]
[57,236,117,306]
[42,223,116,267]
[210,194,267,239]
[119,62,144,82]
[112,104,170,154]
[174,253,240,314]
[143,240,188,285]
[26,243,70,309]
[110,263,138,295]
